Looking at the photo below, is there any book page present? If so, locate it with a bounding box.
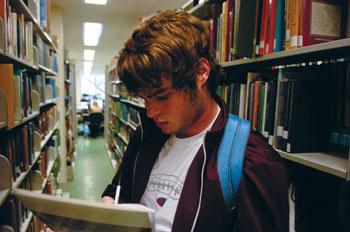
[13,188,155,232]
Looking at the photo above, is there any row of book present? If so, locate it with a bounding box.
[0,64,39,128]
[274,76,333,153]
[0,172,57,232]
[32,71,57,105]
[108,101,131,162]
[36,35,58,72]
[212,0,350,63]
[0,0,34,63]
[0,65,37,128]
[110,81,126,97]
[330,131,350,146]
[37,104,57,139]
[217,73,278,142]
[65,113,74,162]
[217,61,350,153]
[108,125,127,163]
[23,0,52,34]
[0,104,57,181]
[0,122,36,179]
[0,0,56,69]
[111,99,140,128]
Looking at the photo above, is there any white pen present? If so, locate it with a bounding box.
[114,185,121,205]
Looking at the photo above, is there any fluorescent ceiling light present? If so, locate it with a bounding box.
[84,0,107,5]
[84,22,103,46]
[84,49,95,61]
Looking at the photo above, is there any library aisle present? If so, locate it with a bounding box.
[68,136,115,202]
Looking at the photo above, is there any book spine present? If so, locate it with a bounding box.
[273,0,285,52]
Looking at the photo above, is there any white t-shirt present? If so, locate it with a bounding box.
[140,106,220,232]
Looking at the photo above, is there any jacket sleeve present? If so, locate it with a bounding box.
[101,127,142,202]
[236,132,290,232]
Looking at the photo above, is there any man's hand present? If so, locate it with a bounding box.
[101,196,115,204]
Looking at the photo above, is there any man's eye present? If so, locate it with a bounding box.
[156,94,169,101]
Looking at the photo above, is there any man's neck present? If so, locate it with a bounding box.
[177,97,219,138]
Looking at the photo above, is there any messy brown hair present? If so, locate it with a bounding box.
[117,9,217,97]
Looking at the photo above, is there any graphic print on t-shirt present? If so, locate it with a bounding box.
[156,197,167,207]
[147,174,183,207]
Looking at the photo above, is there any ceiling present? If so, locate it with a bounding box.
[51,0,189,78]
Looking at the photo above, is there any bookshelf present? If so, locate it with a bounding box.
[183,0,350,231]
[0,0,62,231]
[105,58,144,170]
[182,0,350,180]
[63,54,76,165]
[222,38,350,71]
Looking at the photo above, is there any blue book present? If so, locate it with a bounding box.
[40,0,47,29]
[273,0,285,52]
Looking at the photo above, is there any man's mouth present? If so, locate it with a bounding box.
[156,121,168,128]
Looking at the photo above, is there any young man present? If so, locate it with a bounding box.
[102,10,289,232]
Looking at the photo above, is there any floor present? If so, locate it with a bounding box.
[68,136,115,202]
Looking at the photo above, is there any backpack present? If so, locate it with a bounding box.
[217,114,251,220]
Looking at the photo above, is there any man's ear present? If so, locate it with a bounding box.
[196,58,210,88]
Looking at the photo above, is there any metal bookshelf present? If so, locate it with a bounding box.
[222,38,350,72]
[278,150,349,180]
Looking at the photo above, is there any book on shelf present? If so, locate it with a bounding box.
[13,188,155,232]
[344,63,350,129]
[273,0,285,52]
[278,71,335,153]
[0,198,21,232]
[0,65,37,128]
[258,0,269,55]
[298,0,348,47]
[328,62,350,146]
[25,0,39,22]
[0,0,6,52]
[266,0,277,53]
[0,121,36,179]
[289,0,300,49]
[234,0,259,58]
[0,89,6,126]
[0,64,15,127]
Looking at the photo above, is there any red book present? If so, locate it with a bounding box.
[267,0,278,53]
[0,0,6,51]
[300,0,348,47]
[258,0,269,55]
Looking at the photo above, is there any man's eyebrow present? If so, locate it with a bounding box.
[145,87,169,99]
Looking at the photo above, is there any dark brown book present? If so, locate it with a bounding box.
[0,64,15,127]
[286,79,334,153]
[235,0,259,58]
[344,63,350,128]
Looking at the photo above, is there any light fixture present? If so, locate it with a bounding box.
[84,49,95,61]
[84,22,103,46]
[84,0,107,5]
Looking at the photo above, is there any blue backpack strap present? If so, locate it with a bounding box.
[217,114,251,217]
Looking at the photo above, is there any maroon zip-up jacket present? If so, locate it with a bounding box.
[102,97,289,232]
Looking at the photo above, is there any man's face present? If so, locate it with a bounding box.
[141,79,206,137]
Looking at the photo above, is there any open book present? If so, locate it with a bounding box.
[13,188,155,232]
